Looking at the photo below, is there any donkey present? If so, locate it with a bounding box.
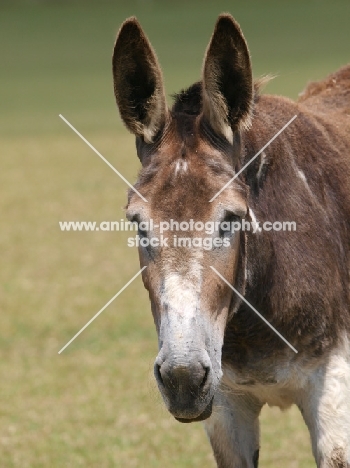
[112,14,350,467]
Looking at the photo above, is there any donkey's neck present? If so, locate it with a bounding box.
[223,93,350,364]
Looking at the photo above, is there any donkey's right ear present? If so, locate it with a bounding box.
[112,17,167,143]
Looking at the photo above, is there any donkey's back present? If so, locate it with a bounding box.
[299,64,350,116]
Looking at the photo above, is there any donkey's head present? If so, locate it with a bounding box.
[113,14,253,422]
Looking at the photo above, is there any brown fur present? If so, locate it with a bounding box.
[329,447,348,468]
[226,84,350,356]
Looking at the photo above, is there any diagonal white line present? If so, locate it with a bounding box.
[210,266,298,354]
[209,114,298,202]
[59,114,148,203]
[58,266,147,354]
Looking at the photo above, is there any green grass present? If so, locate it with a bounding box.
[1,1,349,466]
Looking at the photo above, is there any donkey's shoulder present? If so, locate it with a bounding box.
[297,64,350,114]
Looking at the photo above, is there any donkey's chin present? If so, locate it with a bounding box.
[174,396,214,423]
[164,389,216,424]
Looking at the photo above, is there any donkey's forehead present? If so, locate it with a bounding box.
[138,112,235,162]
[129,116,247,220]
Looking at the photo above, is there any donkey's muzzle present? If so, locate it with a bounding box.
[154,353,213,421]
[175,396,214,423]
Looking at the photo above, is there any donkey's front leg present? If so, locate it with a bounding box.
[204,389,262,468]
[297,340,350,468]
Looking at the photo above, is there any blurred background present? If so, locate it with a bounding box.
[0,1,349,466]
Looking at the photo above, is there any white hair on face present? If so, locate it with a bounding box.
[174,159,188,176]
[257,151,267,180]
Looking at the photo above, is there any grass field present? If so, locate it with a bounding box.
[1,1,349,466]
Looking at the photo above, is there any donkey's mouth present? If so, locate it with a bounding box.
[175,396,214,423]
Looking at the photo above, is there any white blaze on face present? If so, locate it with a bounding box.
[163,272,198,308]
[158,255,225,385]
[161,257,203,340]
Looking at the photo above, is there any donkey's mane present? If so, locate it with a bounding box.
[171,79,267,116]
[172,82,203,115]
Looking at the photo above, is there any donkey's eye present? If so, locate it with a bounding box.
[138,225,148,239]
[129,214,148,239]
[219,212,241,238]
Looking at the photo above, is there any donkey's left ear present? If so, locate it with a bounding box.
[112,17,167,143]
[202,14,253,143]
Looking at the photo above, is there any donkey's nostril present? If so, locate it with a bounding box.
[154,362,164,387]
[154,357,212,396]
[199,366,210,391]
